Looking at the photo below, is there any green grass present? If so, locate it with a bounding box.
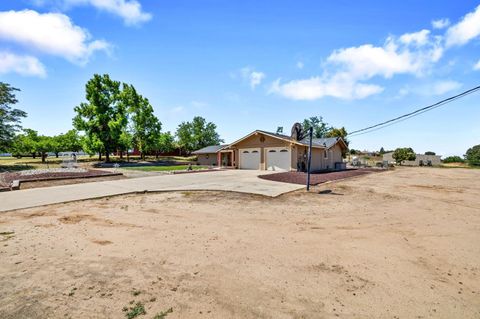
[124,302,146,319]
[0,155,197,172]
[123,165,208,172]
[153,308,173,319]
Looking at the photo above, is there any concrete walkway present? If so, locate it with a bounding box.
[0,170,304,212]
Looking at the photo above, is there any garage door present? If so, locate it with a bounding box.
[266,147,290,171]
[239,148,260,169]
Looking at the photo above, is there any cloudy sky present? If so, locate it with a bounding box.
[0,0,479,156]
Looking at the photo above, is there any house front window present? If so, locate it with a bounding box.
[324,150,328,159]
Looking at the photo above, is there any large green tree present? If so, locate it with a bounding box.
[153,132,175,158]
[122,84,162,159]
[73,74,127,162]
[325,126,349,146]
[176,116,223,154]
[392,147,416,165]
[302,116,330,138]
[465,144,480,166]
[0,82,27,152]
[10,129,39,158]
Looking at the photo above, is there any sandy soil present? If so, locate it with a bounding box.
[0,167,479,318]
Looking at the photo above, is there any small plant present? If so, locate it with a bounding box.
[125,302,146,319]
[132,289,141,296]
[153,308,173,319]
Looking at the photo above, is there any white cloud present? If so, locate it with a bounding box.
[269,74,383,101]
[474,59,480,71]
[399,29,430,46]
[296,61,304,69]
[327,35,443,80]
[431,80,462,95]
[432,18,450,29]
[0,51,46,77]
[240,67,265,89]
[445,5,480,47]
[61,0,152,26]
[270,23,449,102]
[0,10,110,65]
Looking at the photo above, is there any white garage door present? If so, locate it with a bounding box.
[239,148,260,169]
[266,147,290,171]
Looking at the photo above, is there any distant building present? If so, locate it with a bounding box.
[383,152,442,166]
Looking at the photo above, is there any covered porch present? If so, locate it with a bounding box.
[217,149,236,168]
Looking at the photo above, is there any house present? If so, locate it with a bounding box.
[383,152,442,166]
[192,130,348,171]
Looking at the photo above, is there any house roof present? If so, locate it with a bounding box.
[192,145,227,154]
[193,130,348,154]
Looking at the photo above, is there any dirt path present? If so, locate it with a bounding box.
[0,167,479,318]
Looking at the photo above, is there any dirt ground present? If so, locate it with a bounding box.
[0,167,479,318]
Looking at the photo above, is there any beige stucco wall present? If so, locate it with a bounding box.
[196,153,217,166]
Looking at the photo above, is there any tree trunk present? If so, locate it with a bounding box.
[41,153,46,163]
[119,150,123,159]
[98,152,102,161]
[55,152,59,158]
[105,151,110,163]
[32,153,36,159]
[127,151,130,163]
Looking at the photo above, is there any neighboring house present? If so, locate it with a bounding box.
[383,152,442,166]
[192,130,348,171]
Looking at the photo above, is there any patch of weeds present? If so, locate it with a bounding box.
[132,289,141,296]
[0,231,15,242]
[153,308,173,319]
[125,302,146,319]
[68,287,77,297]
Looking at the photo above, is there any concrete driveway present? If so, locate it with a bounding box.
[0,170,304,212]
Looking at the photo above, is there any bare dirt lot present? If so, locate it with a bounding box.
[0,167,479,318]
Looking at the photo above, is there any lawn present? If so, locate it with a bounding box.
[123,165,209,172]
[0,155,197,172]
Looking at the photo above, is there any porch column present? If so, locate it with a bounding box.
[217,152,221,167]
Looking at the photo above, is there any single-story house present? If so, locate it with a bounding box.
[383,152,442,166]
[192,130,348,171]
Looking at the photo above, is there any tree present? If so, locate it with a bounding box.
[302,116,330,138]
[73,74,127,162]
[0,82,27,152]
[10,129,39,158]
[443,156,464,163]
[425,151,436,155]
[325,126,349,146]
[36,135,54,162]
[57,129,83,154]
[392,147,416,165]
[122,84,162,159]
[153,132,175,158]
[465,144,480,166]
[176,116,223,154]
[379,147,385,155]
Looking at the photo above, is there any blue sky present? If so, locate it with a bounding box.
[0,0,479,156]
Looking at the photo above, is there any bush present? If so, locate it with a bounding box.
[442,156,464,163]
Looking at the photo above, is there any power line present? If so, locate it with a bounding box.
[347,85,480,137]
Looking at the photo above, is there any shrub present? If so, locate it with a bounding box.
[442,156,464,163]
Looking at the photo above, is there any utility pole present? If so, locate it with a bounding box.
[306,127,313,191]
